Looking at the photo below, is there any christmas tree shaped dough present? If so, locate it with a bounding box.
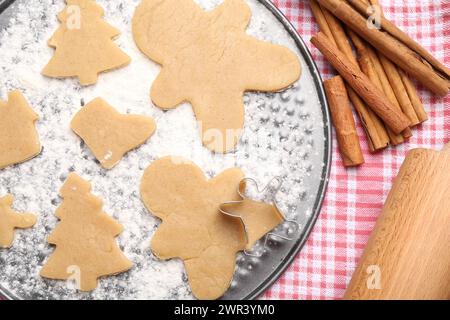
[0,90,41,169]
[40,173,133,291]
[0,195,37,248]
[133,0,301,153]
[140,157,247,300]
[42,0,131,85]
[71,98,156,169]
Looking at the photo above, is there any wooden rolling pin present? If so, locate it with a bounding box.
[345,143,450,300]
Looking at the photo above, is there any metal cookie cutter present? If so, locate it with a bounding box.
[219,176,300,258]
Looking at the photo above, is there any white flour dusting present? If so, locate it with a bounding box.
[0,0,326,299]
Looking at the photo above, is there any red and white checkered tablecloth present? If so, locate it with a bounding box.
[261,0,450,300]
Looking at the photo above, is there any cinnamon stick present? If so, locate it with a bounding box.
[379,55,420,126]
[310,0,337,47]
[324,76,364,167]
[357,60,402,144]
[317,0,450,96]
[321,0,409,143]
[398,69,428,123]
[348,0,450,79]
[369,0,423,126]
[321,6,356,65]
[349,31,408,144]
[349,32,380,87]
[311,32,411,134]
[349,90,389,152]
[310,0,389,151]
[366,46,413,141]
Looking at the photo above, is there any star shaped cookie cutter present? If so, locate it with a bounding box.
[219,176,300,258]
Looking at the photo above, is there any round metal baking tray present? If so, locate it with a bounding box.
[0,0,331,300]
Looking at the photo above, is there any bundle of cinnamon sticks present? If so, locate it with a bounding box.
[309,0,449,167]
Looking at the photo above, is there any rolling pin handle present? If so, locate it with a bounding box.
[443,142,450,152]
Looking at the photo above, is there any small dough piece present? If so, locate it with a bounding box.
[132,0,301,153]
[221,195,285,250]
[71,97,156,169]
[0,195,37,248]
[0,90,41,169]
[140,157,247,300]
[40,173,133,291]
[42,0,131,85]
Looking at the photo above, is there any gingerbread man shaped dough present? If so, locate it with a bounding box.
[133,0,301,152]
[0,194,37,248]
[140,157,247,299]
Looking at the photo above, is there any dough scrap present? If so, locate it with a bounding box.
[42,0,131,86]
[132,0,301,153]
[40,173,133,291]
[0,195,37,249]
[0,90,41,169]
[71,97,156,169]
[221,190,285,250]
[140,157,247,300]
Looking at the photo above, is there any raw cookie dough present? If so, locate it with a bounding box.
[71,97,156,169]
[0,90,41,169]
[132,0,301,153]
[0,195,37,248]
[221,180,285,250]
[42,0,131,85]
[40,173,133,291]
[140,157,247,300]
